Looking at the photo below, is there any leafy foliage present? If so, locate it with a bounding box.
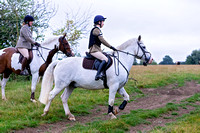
[159,55,174,65]
[53,10,91,56]
[185,49,200,64]
[0,0,56,48]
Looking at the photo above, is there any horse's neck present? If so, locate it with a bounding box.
[39,38,59,59]
[116,40,137,71]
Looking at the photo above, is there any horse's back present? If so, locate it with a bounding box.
[0,48,18,74]
[54,57,105,89]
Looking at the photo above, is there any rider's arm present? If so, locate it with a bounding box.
[93,28,112,48]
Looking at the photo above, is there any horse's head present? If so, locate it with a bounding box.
[58,34,74,57]
[135,35,153,65]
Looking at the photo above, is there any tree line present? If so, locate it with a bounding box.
[133,49,200,65]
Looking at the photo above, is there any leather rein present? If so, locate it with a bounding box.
[110,41,152,84]
[32,38,72,62]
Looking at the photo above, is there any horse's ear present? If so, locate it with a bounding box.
[138,35,141,41]
[54,45,58,49]
[63,33,67,39]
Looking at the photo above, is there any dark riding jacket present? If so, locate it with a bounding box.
[16,25,35,49]
[88,26,111,53]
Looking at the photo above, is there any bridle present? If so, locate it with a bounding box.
[111,41,152,85]
[135,41,152,65]
[116,41,151,64]
[32,38,72,62]
[60,38,72,57]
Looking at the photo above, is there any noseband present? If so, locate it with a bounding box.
[135,41,151,64]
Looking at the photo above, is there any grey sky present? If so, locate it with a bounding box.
[44,0,200,63]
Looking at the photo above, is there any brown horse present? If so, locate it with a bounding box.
[0,34,73,102]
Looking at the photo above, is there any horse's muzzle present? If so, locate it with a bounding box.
[148,58,153,64]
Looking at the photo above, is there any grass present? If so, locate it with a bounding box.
[1,65,200,132]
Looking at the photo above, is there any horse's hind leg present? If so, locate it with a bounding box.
[114,87,130,115]
[42,85,65,116]
[61,86,75,121]
[1,72,11,100]
[1,77,9,100]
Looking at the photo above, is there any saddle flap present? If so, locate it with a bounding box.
[82,52,113,70]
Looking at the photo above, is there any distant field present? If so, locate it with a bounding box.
[0,65,200,133]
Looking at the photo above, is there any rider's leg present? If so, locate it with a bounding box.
[17,48,29,75]
[95,60,107,80]
[90,52,108,80]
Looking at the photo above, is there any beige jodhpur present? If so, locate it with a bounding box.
[90,52,108,62]
[17,48,29,59]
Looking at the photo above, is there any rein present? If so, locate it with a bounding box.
[109,41,151,84]
[32,45,63,62]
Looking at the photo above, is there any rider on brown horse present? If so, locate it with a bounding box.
[88,15,117,80]
[15,15,40,75]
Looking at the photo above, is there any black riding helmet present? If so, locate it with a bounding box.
[24,15,34,24]
[94,15,106,24]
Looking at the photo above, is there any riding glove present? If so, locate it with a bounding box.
[34,42,41,47]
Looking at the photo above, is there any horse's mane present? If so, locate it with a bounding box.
[41,36,60,46]
[116,38,137,50]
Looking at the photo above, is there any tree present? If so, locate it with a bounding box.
[53,8,92,56]
[0,0,56,48]
[159,55,174,65]
[185,49,200,64]
[133,57,138,65]
[151,60,157,65]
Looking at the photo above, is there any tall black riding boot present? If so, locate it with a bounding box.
[20,57,28,75]
[95,60,107,81]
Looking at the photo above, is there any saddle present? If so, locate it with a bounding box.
[82,52,113,88]
[83,52,113,71]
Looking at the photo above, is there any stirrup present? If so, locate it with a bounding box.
[95,73,105,81]
[95,75,101,81]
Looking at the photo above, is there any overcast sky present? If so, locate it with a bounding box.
[43,0,200,63]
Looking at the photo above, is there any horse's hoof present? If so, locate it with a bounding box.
[68,117,76,121]
[2,97,7,101]
[68,114,76,121]
[114,107,120,115]
[30,99,37,103]
[108,112,117,119]
[41,111,48,116]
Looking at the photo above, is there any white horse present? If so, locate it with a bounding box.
[0,34,73,102]
[39,35,153,120]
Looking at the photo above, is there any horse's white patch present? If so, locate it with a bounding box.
[11,53,21,70]
[0,49,6,56]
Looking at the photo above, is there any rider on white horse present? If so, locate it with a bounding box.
[15,15,41,75]
[88,15,117,80]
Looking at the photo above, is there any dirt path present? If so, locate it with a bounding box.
[15,81,200,133]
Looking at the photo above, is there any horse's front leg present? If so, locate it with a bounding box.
[114,87,130,115]
[108,84,118,119]
[61,86,75,121]
[1,77,9,100]
[30,73,39,102]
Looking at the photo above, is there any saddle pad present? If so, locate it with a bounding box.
[82,58,97,70]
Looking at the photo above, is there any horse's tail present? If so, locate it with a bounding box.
[39,60,59,105]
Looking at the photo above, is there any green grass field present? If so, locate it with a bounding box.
[0,65,200,133]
